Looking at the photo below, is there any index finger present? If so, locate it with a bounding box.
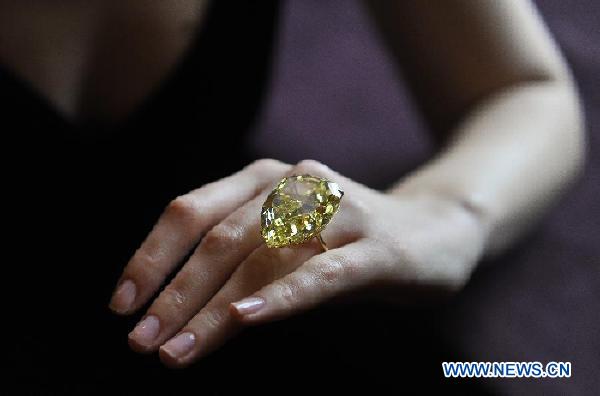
[109,159,290,314]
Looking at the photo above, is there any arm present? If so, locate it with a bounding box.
[367,0,585,255]
[110,0,585,367]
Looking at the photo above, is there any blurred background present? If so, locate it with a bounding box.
[252,0,599,394]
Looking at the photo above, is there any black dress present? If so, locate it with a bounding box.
[6,1,282,393]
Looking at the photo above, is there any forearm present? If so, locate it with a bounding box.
[388,80,585,256]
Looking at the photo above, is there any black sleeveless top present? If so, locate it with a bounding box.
[6,3,470,394]
[6,1,280,392]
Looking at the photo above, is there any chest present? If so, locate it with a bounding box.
[0,0,209,123]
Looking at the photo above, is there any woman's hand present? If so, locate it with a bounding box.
[109,159,488,367]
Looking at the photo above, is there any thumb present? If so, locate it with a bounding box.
[229,240,370,324]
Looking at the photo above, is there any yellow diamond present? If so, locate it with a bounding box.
[261,174,344,248]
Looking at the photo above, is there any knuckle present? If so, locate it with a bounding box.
[257,243,284,262]
[200,308,225,330]
[248,158,284,173]
[166,195,200,222]
[201,221,243,253]
[271,279,298,308]
[315,256,349,285]
[293,159,330,176]
[157,285,187,311]
[127,250,166,284]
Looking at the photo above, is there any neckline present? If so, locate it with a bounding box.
[0,0,217,135]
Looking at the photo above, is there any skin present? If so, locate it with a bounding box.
[0,0,584,367]
[0,0,210,121]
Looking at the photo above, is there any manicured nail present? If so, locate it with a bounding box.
[129,315,160,345]
[231,297,265,316]
[110,279,136,313]
[161,332,196,359]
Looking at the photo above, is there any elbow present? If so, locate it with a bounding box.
[515,60,586,182]
[569,85,586,182]
[525,74,587,187]
[552,77,586,186]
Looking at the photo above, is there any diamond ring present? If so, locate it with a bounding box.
[260,175,344,251]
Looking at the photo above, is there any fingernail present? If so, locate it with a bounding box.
[231,297,265,316]
[110,279,136,313]
[129,315,160,345]
[161,332,196,359]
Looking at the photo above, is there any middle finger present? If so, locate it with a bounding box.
[128,192,268,352]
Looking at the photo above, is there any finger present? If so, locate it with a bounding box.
[231,239,382,324]
[155,160,366,366]
[290,159,353,187]
[127,193,267,352]
[128,158,355,350]
[157,241,323,367]
[109,159,290,314]
[157,221,365,367]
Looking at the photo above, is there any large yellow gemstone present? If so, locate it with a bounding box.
[261,175,344,248]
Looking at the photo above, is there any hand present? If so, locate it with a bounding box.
[109,159,487,367]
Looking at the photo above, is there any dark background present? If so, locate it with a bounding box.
[7,1,597,394]
[250,0,599,394]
